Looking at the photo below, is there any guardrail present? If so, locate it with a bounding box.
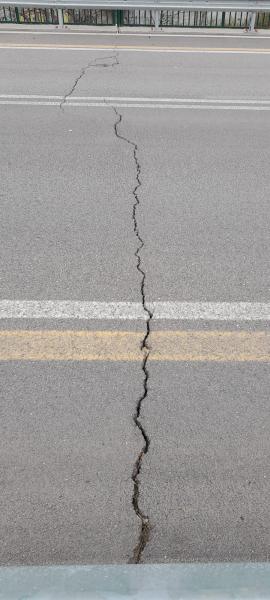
[1,0,270,29]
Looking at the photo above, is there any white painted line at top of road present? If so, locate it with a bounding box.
[68,97,270,104]
[1,45,270,54]
[0,100,63,106]
[0,95,270,110]
[0,94,63,99]
[1,95,270,105]
[0,100,61,106]
[1,30,270,39]
[0,301,270,321]
[1,98,270,109]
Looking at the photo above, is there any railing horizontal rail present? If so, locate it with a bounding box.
[1,1,270,11]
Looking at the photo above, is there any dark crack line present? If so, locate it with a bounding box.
[113,107,153,564]
[60,54,119,109]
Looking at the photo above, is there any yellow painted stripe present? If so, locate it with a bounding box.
[1,44,270,53]
[0,330,270,361]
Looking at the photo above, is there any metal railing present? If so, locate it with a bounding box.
[1,1,270,28]
[159,9,270,27]
[62,6,114,23]
[0,4,57,20]
[120,8,154,25]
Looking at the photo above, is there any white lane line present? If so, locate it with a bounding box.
[1,45,270,54]
[1,95,270,105]
[1,30,270,39]
[1,99,270,110]
[0,94,63,99]
[0,301,270,321]
[2,95,270,111]
[66,103,270,110]
[0,100,61,106]
[67,97,270,104]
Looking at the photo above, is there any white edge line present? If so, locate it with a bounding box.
[67,103,270,110]
[1,100,270,109]
[66,97,270,104]
[0,100,61,105]
[1,95,270,104]
[1,45,270,54]
[0,94,63,99]
[0,301,270,321]
[1,30,270,39]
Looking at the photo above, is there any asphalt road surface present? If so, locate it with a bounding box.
[0,28,270,565]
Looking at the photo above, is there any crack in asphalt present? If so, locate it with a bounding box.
[113,107,153,564]
[61,55,152,562]
[60,54,119,109]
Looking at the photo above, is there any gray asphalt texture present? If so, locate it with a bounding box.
[141,363,270,562]
[0,363,141,564]
[0,31,270,564]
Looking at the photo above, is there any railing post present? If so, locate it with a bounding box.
[154,9,160,30]
[15,6,20,23]
[221,11,225,27]
[57,8,64,27]
[114,9,122,28]
[249,11,256,31]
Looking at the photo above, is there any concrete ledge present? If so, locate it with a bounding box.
[0,564,270,599]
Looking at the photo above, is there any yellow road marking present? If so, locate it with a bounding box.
[0,330,270,361]
[1,44,270,53]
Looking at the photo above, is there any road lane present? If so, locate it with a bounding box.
[1,45,270,99]
[140,362,270,562]
[0,106,139,302]
[0,361,141,565]
[1,104,270,302]
[124,108,270,302]
[1,30,270,49]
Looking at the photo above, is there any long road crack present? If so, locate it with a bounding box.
[113,107,152,564]
[60,54,119,109]
[60,57,151,561]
